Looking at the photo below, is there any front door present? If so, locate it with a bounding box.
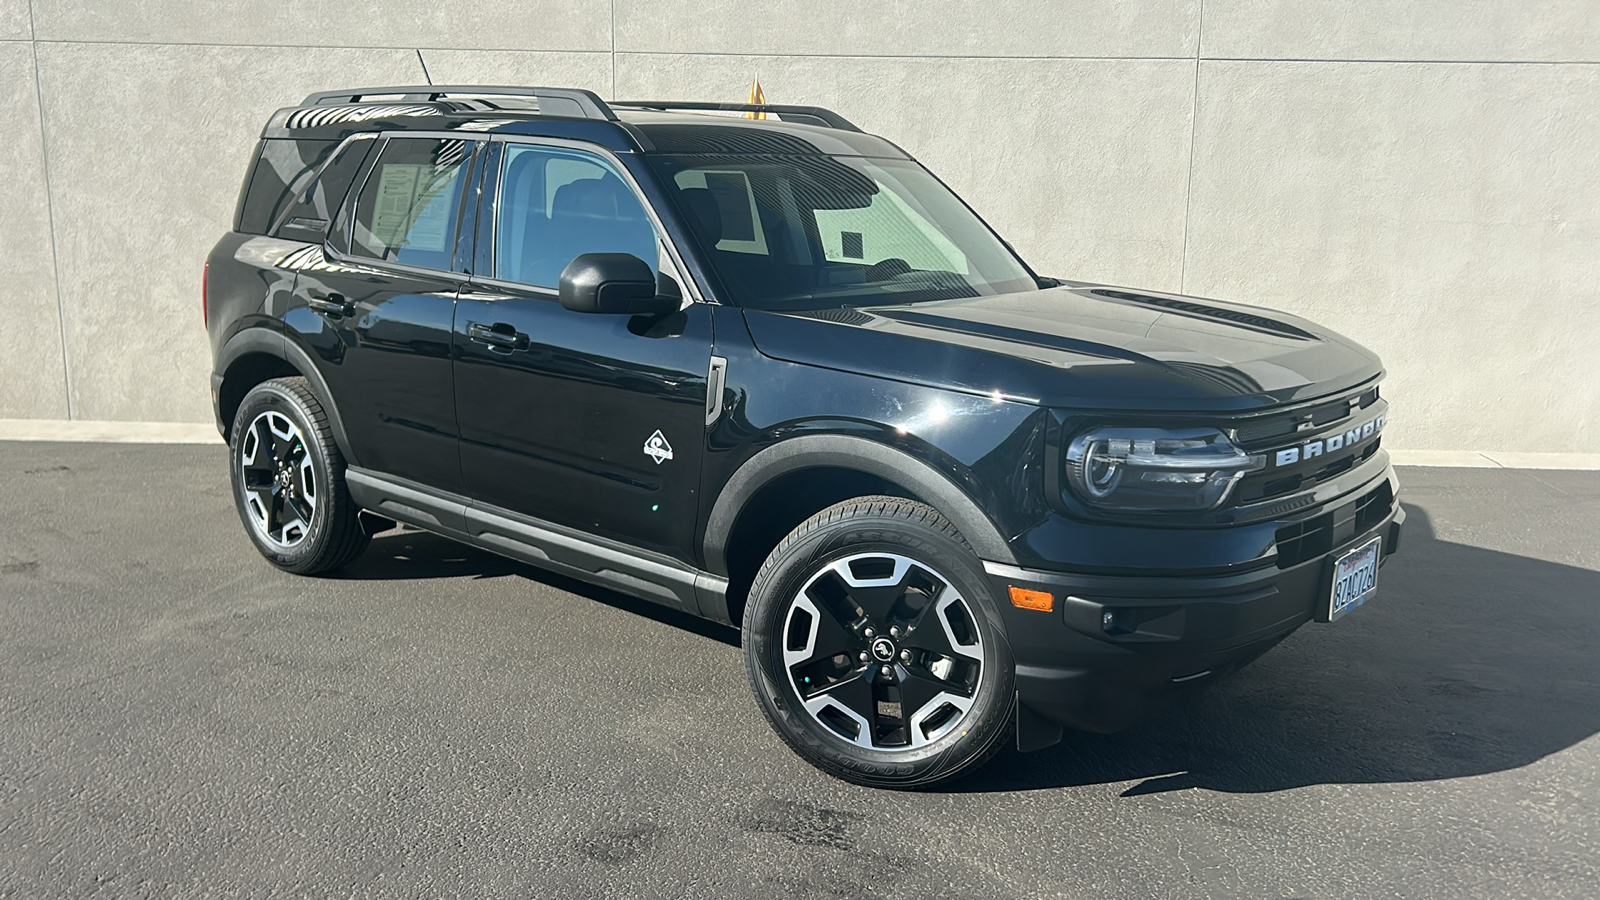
[453,140,713,562]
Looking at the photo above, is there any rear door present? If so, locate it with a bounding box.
[294,134,482,491]
[453,138,714,563]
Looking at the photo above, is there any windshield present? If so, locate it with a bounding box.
[647,154,1039,310]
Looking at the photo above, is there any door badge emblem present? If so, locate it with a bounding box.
[643,430,674,465]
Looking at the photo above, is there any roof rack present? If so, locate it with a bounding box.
[299,85,617,121]
[612,101,862,132]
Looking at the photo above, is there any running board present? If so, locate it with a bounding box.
[344,468,727,618]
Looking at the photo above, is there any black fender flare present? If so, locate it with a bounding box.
[215,327,360,467]
[701,433,1017,575]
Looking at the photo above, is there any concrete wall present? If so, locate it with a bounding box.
[1,1,1596,451]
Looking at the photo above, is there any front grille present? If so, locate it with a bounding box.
[1230,387,1384,505]
[1232,387,1380,448]
[1274,481,1393,569]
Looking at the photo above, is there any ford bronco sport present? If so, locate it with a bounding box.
[206,85,1403,787]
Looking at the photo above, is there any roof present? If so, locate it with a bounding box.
[259,85,909,159]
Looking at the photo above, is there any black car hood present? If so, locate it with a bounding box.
[741,282,1383,411]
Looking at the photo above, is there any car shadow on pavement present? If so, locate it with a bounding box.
[334,503,1599,795]
[339,526,741,646]
[951,502,1600,795]
[336,527,526,581]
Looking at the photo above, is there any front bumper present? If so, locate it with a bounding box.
[987,469,1404,751]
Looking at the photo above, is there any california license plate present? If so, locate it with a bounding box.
[1327,536,1381,622]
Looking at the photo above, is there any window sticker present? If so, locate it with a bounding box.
[371,163,421,250]
[404,172,454,251]
[370,163,455,253]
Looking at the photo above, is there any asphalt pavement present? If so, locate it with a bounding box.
[2,442,1597,898]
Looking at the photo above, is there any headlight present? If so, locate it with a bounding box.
[1064,427,1261,513]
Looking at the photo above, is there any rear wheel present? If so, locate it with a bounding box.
[743,496,1015,788]
[229,377,368,574]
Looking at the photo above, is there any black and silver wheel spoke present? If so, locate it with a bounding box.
[901,585,982,662]
[278,492,311,540]
[802,611,859,670]
[269,427,298,467]
[895,665,976,746]
[805,670,882,747]
[783,551,984,751]
[897,665,964,715]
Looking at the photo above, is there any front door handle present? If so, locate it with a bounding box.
[307,293,353,317]
[468,321,529,352]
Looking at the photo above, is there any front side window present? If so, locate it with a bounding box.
[650,154,1037,310]
[494,144,659,288]
[350,137,473,270]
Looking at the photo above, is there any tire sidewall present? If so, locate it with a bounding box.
[229,381,340,572]
[744,511,1015,787]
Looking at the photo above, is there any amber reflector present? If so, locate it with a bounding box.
[1008,586,1054,612]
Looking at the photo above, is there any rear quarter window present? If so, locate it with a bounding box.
[271,137,375,242]
[236,139,338,235]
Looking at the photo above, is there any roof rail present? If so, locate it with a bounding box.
[300,85,617,121]
[612,101,862,132]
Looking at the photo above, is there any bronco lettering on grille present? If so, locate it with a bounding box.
[1272,415,1386,468]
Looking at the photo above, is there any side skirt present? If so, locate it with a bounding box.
[344,467,726,617]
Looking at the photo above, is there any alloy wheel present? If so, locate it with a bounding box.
[782,552,984,751]
[238,410,318,548]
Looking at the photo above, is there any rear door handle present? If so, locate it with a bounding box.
[307,293,353,317]
[468,321,529,352]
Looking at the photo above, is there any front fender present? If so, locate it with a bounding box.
[701,432,1019,574]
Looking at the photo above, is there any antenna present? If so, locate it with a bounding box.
[416,50,433,86]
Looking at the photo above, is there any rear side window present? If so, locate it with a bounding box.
[349,137,474,271]
[237,139,337,235]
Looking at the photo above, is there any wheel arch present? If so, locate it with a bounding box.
[702,434,1017,625]
[216,328,360,466]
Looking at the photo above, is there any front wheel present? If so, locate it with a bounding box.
[743,496,1015,788]
[229,377,368,575]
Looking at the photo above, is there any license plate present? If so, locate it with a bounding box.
[1327,536,1381,622]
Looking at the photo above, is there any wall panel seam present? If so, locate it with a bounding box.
[615,50,1600,65]
[21,38,613,54]
[16,40,1598,66]
[26,0,74,418]
[1179,1,1203,294]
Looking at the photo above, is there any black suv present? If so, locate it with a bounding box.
[206,85,1402,787]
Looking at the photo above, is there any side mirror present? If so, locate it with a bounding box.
[558,253,679,315]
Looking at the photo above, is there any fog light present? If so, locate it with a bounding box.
[1102,610,1115,631]
[1008,586,1054,612]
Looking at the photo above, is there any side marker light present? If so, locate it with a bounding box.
[1008,586,1054,613]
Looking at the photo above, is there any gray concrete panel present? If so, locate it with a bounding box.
[33,43,426,422]
[615,0,1201,59]
[417,48,611,95]
[1204,0,1600,62]
[29,0,610,52]
[0,0,31,40]
[617,53,1196,291]
[0,42,68,419]
[1184,61,1600,452]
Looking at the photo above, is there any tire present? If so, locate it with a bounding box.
[228,376,369,575]
[743,496,1016,788]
